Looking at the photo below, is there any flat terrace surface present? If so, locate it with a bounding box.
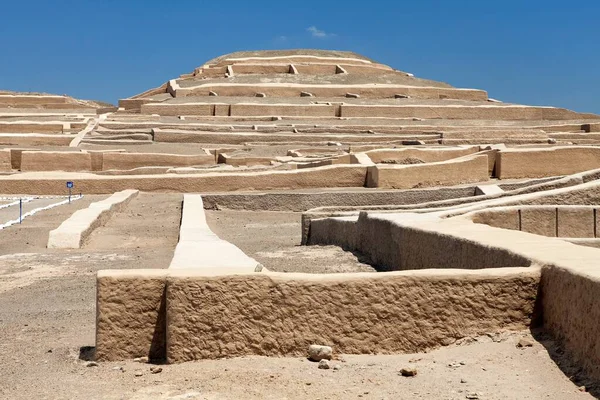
[205,209,374,273]
[177,72,454,88]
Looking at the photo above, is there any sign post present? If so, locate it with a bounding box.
[66,181,74,203]
[19,198,22,224]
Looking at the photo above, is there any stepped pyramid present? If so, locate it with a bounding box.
[101,49,599,147]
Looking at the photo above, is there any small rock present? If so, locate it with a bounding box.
[85,361,98,367]
[465,393,479,399]
[150,366,163,374]
[548,138,557,144]
[308,344,333,361]
[399,367,417,377]
[134,356,149,363]
[460,378,467,384]
[134,371,143,377]
[517,338,534,348]
[112,366,125,372]
[579,386,587,392]
[318,360,331,370]
[459,361,466,365]
[333,364,341,371]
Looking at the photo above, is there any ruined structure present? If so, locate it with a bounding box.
[1,50,600,390]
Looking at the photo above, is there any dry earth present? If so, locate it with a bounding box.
[0,195,597,399]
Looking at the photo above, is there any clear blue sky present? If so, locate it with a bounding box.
[1,0,598,113]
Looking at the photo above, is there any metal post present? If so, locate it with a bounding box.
[19,198,22,224]
[69,188,72,204]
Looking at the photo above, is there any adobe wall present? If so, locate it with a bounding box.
[496,147,600,179]
[308,213,531,271]
[541,265,600,380]
[367,154,489,189]
[169,194,261,272]
[140,103,212,116]
[0,149,11,171]
[468,206,599,238]
[0,134,73,147]
[0,95,67,106]
[201,186,475,212]
[230,64,290,74]
[102,152,214,171]
[166,268,538,361]
[307,211,600,380]
[153,128,429,144]
[365,146,479,163]
[178,84,487,101]
[0,165,368,194]
[340,105,599,120]
[20,151,92,172]
[0,122,65,133]
[47,190,139,248]
[230,104,337,117]
[96,269,167,361]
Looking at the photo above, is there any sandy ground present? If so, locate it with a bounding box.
[205,209,375,273]
[0,195,597,399]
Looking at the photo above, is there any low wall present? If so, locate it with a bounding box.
[47,190,138,248]
[0,122,65,133]
[365,146,479,163]
[20,151,92,172]
[96,194,261,361]
[178,83,487,101]
[0,149,11,171]
[154,128,431,144]
[308,211,600,381]
[96,269,167,361]
[0,134,72,147]
[340,105,598,120]
[169,194,261,271]
[468,205,598,238]
[201,186,475,212]
[166,268,538,361]
[497,147,600,179]
[102,152,214,171]
[0,165,368,194]
[367,154,489,189]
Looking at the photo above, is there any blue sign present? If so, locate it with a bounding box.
[66,181,74,189]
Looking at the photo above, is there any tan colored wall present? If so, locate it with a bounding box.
[20,151,92,172]
[0,149,11,171]
[0,95,67,106]
[102,152,214,171]
[0,122,65,133]
[165,268,538,361]
[230,104,337,117]
[496,147,600,179]
[541,266,600,380]
[153,128,430,145]
[178,84,487,101]
[230,64,290,74]
[140,103,212,116]
[340,105,598,120]
[365,147,479,163]
[0,165,368,194]
[96,270,167,361]
[470,206,600,238]
[0,135,72,147]
[367,155,489,189]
